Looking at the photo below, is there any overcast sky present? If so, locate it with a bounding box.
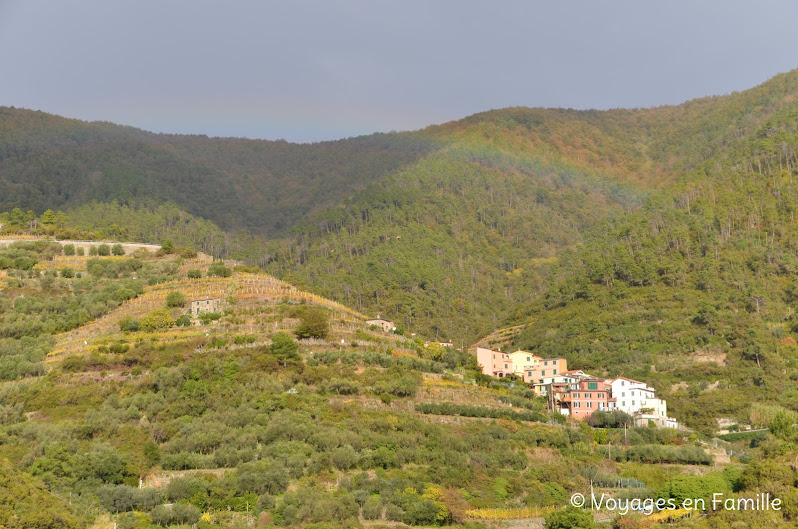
[2,1,798,142]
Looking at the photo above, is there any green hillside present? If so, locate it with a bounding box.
[5,71,798,345]
[267,69,798,342]
[0,239,790,528]
[512,99,798,432]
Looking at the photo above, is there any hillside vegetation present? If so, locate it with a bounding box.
[266,69,798,343]
[513,82,798,432]
[1,238,793,528]
[5,71,798,345]
[6,70,798,430]
[0,106,436,233]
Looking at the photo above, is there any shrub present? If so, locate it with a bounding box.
[544,505,597,529]
[166,291,187,308]
[89,246,98,256]
[177,247,197,258]
[331,445,359,470]
[176,314,192,327]
[187,269,202,279]
[97,484,162,512]
[237,461,290,495]
[586,410,633,428]
[270,332,300,364]
[294,307,330,339]
[97,244,111,256]
[362,499,383,520]
[63,244,75,256]
[119,317,140,333]
[323,378,359,395]
[150,503,201,526]
[140,309,174,332]
[198,311,223,324]
[61,267,75,278]
[76,247,85,256]
[208,261,232,277]
[112,244,125,256]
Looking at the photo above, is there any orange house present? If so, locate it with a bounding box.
[555,378,612,419]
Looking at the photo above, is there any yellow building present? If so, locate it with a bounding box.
[509,350,540,375]
[508,350,567,384]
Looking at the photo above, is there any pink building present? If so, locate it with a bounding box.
[554,378,613,419]
[476,347,512,378]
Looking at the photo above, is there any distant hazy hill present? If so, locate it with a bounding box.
[0,107,436,233]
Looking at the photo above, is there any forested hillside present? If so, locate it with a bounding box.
[267,69,798,342]
[513,84,798,432]
[0,106,435,233]
[4,70,798,346]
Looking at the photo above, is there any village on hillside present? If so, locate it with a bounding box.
[476,347,680,429]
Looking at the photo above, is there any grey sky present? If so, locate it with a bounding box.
[2,0,798,142]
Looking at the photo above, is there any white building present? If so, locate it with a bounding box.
[607,377,676,428]
[608,377,655,415]
[533,370,592,395]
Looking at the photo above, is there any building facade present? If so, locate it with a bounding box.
[365,318,395,332]
[190,297,221,315]
[553,378,612,419]
[476,347,512,378]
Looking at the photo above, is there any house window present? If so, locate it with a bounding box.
[585,393,591,398]
[553,370,557,375]
[622,392,625,397]
[622,401,625,406]
[541,371,545,376]
[588,382,598,390]
[574,393,579,398]
[544,361,548,366]
[528,372,532,377]
[587,402,592,408]
[622,381,625,386]
[527,356,530,362]
[632,401,635,406]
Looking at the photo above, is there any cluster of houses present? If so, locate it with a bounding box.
[475,347,678,429]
